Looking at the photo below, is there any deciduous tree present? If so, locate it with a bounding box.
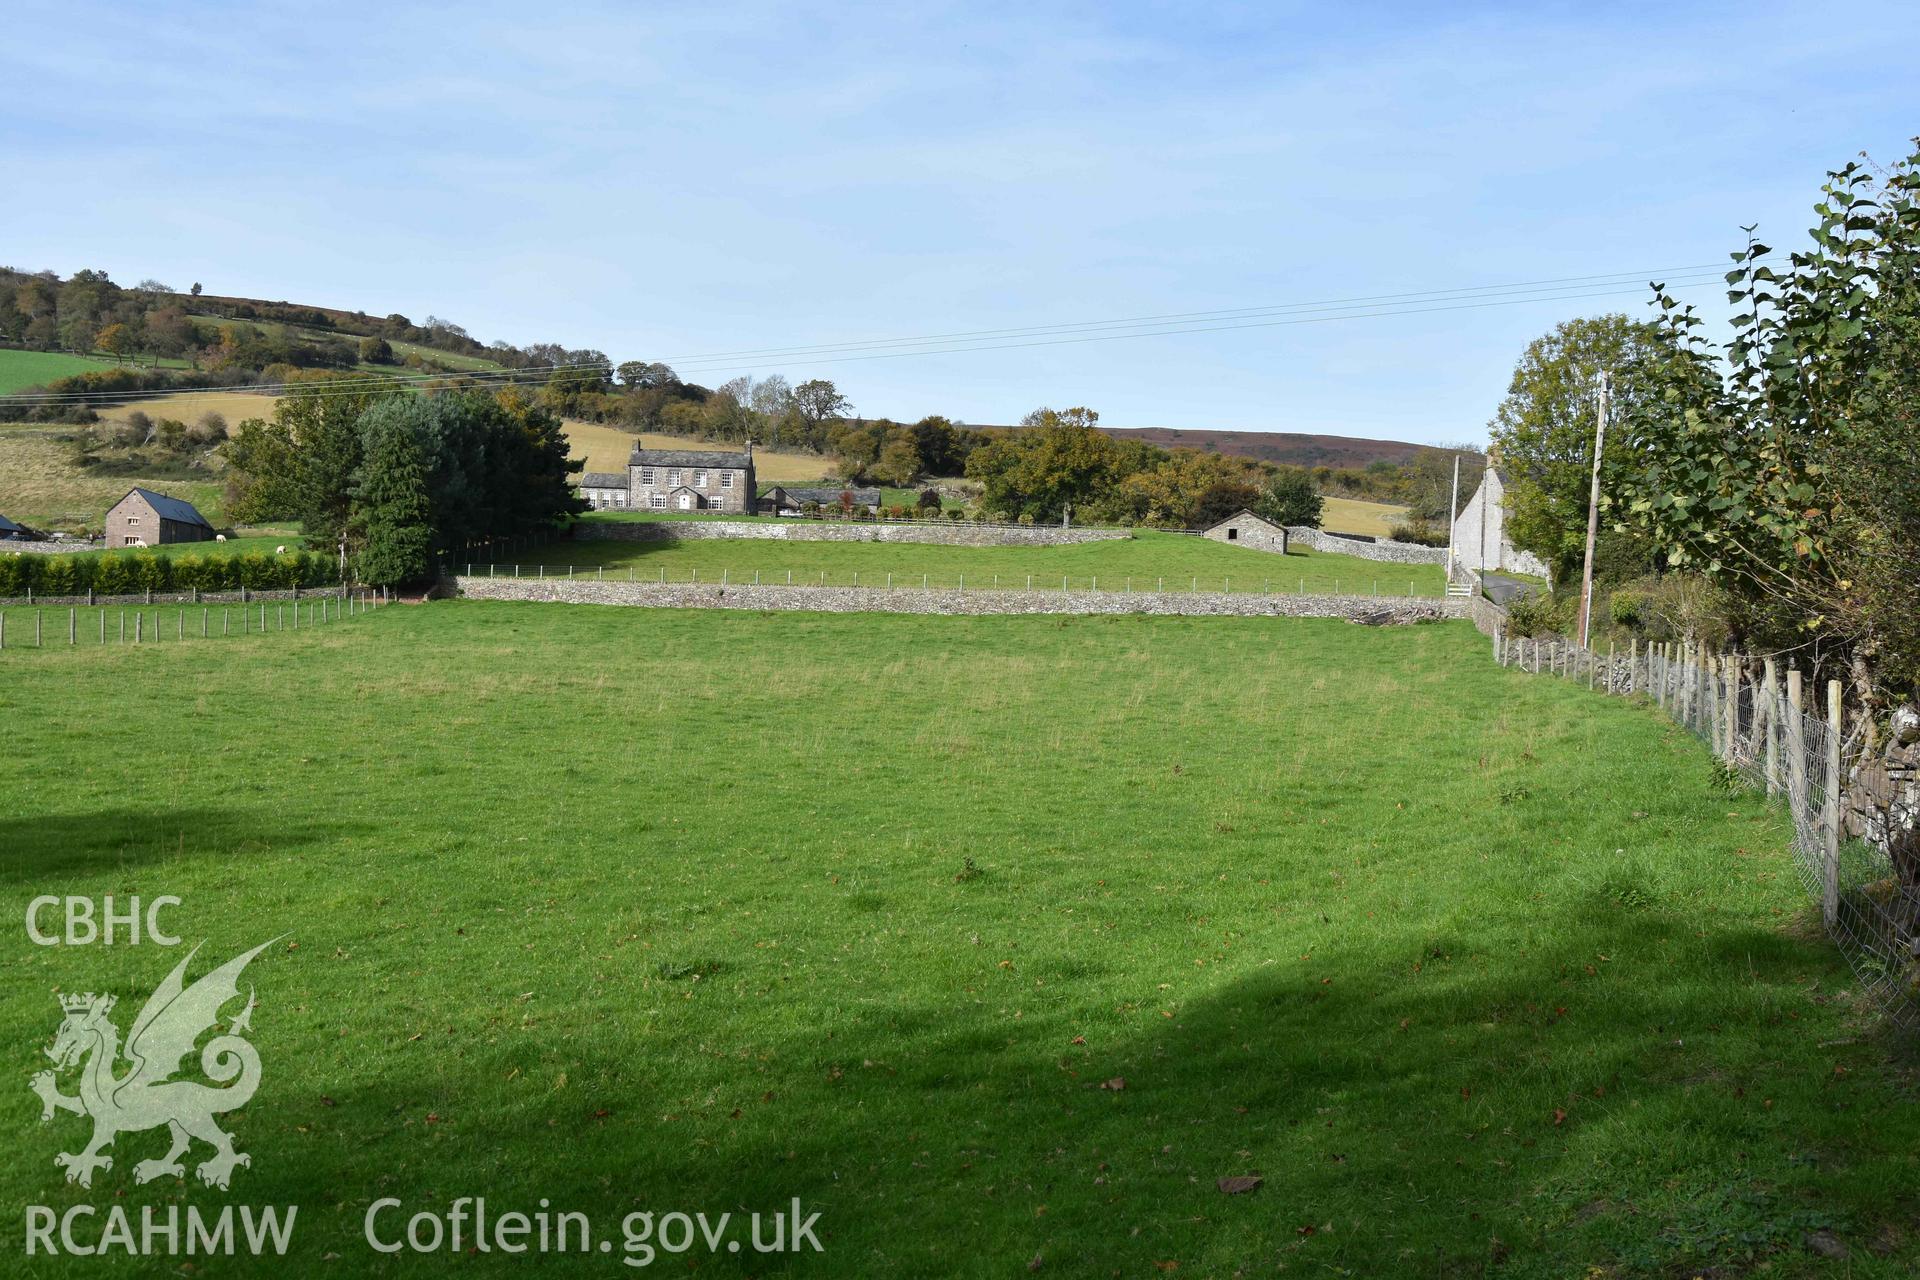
[1487,314,1668,580]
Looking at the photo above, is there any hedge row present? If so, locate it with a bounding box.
[0,549,339,595]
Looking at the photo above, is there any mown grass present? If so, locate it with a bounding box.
[1319,494,1409,538]
[0,350,196,395]
[0,350,132,394]
[489,527,1449,596]
[1,603,1915,1276]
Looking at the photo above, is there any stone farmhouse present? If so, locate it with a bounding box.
[103,488,214,548]
[578,444,757,513]
[1201,510,1289,553]
[1449,467,1550,579]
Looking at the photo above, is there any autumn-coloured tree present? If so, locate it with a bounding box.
[94,322,129,363]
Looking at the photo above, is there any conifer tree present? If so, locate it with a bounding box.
[353,422,434,588]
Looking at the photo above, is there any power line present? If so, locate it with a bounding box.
[660,274,1733,376]
[0,259,1744,405]
[649,260,1746,364]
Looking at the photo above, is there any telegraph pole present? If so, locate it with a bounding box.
[1444,453,1461,582]
[1575,371,1610,647]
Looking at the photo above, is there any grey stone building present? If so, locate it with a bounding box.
[577,444,756,513]
[1449,466,1551,579]
[1201,510,1289,554]
[103,487,214,548]
[758,485,884,514]
[578,472,630,510]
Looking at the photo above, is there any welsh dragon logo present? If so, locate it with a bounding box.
[30,939,279,1191]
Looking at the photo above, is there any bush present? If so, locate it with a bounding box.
[130,553,171,592]
[37,557,78,595]
[237,552,275,589]
[1387,515,1448,547]
[0,555,28,596]
[93,553,133,595]
[1502,589,1577,638]
[1600,573,1731,648]
[1608,587,1647,629]
[172,554,206,591]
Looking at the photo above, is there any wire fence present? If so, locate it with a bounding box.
[1493,628,1920,1028]
[0,591,392,650]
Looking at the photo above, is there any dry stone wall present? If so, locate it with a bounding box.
[572,520,1132,548]
[454,576,1466,622]
[1283,526,1449,565]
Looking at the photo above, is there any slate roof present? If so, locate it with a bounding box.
[0,513,26,535]
[579,471,627,489]
[125,488,211,528]
[767,486,884,506]
[629,447,752,468]
[1201,509,1286,534]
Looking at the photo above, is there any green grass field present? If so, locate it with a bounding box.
[1,603,1915,1276]
[0,349,195,394]
[35,534,303,561]
[495,527,1448,596]
[0,350,126,394]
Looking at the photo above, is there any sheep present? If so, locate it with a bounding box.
[276,544,287,554]
[215,533,227,542]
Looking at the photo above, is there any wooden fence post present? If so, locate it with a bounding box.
[1726,657,1742,764]
[1763,659,1780,796]
[1823,680,1844,928]
[1785,669,1811,892]
[1685,644,1696,723]
[1719,652,1734,755]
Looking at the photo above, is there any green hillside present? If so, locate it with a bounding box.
[0,349,125,394]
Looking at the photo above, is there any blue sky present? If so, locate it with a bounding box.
[7,1,1916,445]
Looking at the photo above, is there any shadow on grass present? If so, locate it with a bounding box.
[0,808,374,883]
[36,885,1903,1279]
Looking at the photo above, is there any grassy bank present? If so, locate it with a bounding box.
[1,604,1914,1276]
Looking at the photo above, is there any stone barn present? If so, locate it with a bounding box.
[1201,510,1289,554]
[103,488,214,548]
